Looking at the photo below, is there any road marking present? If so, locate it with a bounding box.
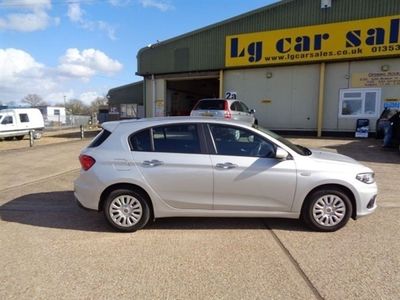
[0,169,79,194]
[264,221,325,300]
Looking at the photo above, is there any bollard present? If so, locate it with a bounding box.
[29,130,34,147]
[80,125,84,139]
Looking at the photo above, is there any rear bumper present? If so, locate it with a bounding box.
[74,173,103,211]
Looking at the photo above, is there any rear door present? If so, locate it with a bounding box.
[130,123,213,210]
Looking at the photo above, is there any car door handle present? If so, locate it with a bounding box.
[142,160,163,167]
[215,162,238,169]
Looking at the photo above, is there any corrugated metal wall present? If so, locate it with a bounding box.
[107,81,143,105]
[137,0,400,75]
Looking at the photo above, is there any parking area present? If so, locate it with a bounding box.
[0,136,399,299]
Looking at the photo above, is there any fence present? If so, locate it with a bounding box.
[45,115,92,128]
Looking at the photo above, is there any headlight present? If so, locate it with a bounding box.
[356,172,375,184]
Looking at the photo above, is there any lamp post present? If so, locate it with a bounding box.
[63,95,67,125]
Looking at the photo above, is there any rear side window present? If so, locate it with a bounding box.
[240,102,249,112]
[88,129,111,148]
[130,124,201,154]
[19,113,29,123]
[153,124,201,154]
[130,129,151,151]
[194,100,226,110]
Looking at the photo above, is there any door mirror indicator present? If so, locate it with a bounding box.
[275,147,289,160]
[249,109,256,114]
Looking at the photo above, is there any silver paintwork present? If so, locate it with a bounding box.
[74,117,377,225]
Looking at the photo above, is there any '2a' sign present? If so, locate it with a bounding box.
[225,91,237,99]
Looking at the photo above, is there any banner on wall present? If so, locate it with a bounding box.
[351,71,400,88]
[155,99,165,117]
[226,15,400,67]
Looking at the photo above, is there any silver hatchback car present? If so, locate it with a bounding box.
[74,117,377,232]
[190,98,257,126]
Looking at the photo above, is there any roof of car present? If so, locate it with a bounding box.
[102,116,251,132]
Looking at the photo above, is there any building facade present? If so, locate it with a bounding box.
[137,0,400,135]
[107,81,144,121]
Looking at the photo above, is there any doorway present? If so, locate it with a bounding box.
[166,78,219,116]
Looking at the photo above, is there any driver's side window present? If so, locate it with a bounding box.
[209,124,276,157]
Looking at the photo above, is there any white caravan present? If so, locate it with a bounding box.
[0,108,45,140]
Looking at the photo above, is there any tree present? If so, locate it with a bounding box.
[21,94,47,107]
[66,99,90,115]
[89,96,108,113]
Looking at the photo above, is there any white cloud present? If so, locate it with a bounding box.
[0,48,56,101]
[45,90,75,105]
[58,48,123,79]
[0,0,51,10]
[0,0,58,32]
[138,0,174,11]
[67,2,117,40]
[0,48,123,104]
[80,91,101,104]
[67,3,84,23]
[109,0,131,6]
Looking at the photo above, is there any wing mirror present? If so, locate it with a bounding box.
[275,147,289,160]
[249,109,256,114]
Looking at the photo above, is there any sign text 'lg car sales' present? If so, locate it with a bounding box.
[225,15,400,67]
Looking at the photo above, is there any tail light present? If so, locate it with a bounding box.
[224,101,232,119]
[79,154,96,171]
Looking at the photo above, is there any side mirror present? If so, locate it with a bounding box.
[275,147,289,160]
[249,109,256,114]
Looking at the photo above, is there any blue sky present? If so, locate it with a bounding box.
[1,0,277,105]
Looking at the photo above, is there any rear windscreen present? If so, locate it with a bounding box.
[194,100,225,110]
[88,129,111,147]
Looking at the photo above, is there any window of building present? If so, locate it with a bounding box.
[54,109,60,116]
[120,104,137,118]
[19,113,29,123]
[339,88,381,118]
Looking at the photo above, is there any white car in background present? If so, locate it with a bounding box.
[190,98,257,126]
[74,117,377,232]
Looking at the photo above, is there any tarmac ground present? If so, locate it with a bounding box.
[0,135,399,299]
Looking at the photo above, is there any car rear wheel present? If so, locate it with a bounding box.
[104,189,150,232]
[33,131,42,139]
[302,188,352,232]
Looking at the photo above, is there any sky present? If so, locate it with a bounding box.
[0,0,278,106]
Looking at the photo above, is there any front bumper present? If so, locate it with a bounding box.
[354,183,378,219]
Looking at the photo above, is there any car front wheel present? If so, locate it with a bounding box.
[302,188,352,232]
[104,189,150,232]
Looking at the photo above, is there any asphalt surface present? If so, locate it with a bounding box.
[1,137,399,299]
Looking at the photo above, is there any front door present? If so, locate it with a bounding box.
[208,124,297,211]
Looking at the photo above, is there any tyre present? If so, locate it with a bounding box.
[16,135,24,140]
[103,189,150,232]
[302,188,352,232]
[33,131,42,139]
